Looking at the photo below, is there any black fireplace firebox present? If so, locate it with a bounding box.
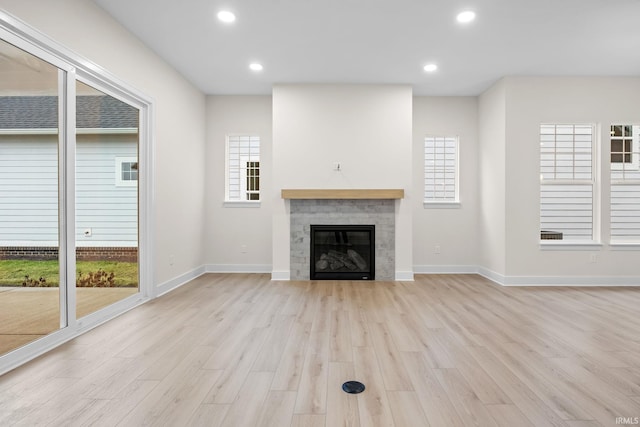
[310,225,375,280]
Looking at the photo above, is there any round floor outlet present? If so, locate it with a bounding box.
[342,380,365,394]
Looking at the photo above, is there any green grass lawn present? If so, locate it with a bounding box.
[0,260,138,287]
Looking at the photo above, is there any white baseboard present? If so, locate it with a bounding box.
[156,265,206,297]
[271,271,291,281]
[414,265,479,274]
[395,271,415,281]
[417,265,640,287]
[205,264,272,273]
[476,266,507,286]
[499,275,640,286]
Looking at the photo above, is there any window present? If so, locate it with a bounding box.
[424,136,459,204]
[610,124,640,243]
[226,135,260,202]
[115,157,138,187]
[540,124,596,242]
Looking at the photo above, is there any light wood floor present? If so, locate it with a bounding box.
[1,273,639,426]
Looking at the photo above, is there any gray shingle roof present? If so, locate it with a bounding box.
[0,96,139,130]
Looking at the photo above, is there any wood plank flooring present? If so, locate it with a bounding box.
[1,273,639,426]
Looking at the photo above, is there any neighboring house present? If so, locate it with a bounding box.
[0,95,138,260]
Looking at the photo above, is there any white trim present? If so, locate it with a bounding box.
[271,270,291,281]
[0,128,137,135]
[77,128,138,135]
[415,266,640,287]
[222,201,261,208]
[156,265,207,297]
[76,241,138,248]
[0,128,58,135]
[205,264,272,273]
[475,267,506,285]
[0,241,137,247]
[539,242,603,250]
[423,201,461,209]
[499,275,640,287]
[609,242,640,250]
[115,156,138,187]
[0,240,58,246]
[414,265,479,274]
[395,271,415,281]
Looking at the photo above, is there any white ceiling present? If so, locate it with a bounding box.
[93,0,640,96]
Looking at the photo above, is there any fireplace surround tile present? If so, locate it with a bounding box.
[289,199,395,280]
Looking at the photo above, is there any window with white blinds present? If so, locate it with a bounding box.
[540,124,595,242]
[424,136,459,203]
[226,135,260,202]
[611,124,640,243]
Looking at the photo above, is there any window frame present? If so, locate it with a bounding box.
[423,135,460,208]
[539,123,599,245]
[610,124,640,245]
[115,157,138,187]
[610,124,640,172]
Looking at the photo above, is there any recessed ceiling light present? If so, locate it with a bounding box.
[217,10,236,23]
[423,63,438,73]
[249,63,263,71]
[456,10,476,23]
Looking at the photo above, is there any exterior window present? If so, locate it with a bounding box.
[115,157,138,187]
[424,136,459,204]
[611,124,640,243]
[539,124,595,242]
[226,135,260,202]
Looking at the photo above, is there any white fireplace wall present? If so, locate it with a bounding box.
[272,84,414,280]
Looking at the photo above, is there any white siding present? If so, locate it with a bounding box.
[0,134,137,246]
[76,134,138,246]
[0,136,58,244]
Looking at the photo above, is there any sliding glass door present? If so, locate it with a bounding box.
[75,81,139,319]
[0,39,65,354]
[0,24,147,361]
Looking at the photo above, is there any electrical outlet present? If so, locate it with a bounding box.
[434,245,441,254]
[241,245,248,254]
[589,253,597,263]
[169,254,175,266]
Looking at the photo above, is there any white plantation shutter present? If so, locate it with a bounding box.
[540,124,595,241]
[611,125,640,242]
[424,136,458,202]
[226,135,260,201]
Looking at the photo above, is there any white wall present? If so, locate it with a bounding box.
[504,76,640,280]
[272,84,413,279]
[412,97,479,271]
[478,80,507,277]
[205,96,272,270]
[1,0,207,290]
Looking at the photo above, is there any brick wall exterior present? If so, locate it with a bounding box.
[0,247,137,262]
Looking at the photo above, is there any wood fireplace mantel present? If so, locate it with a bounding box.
[281,189,404,200]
